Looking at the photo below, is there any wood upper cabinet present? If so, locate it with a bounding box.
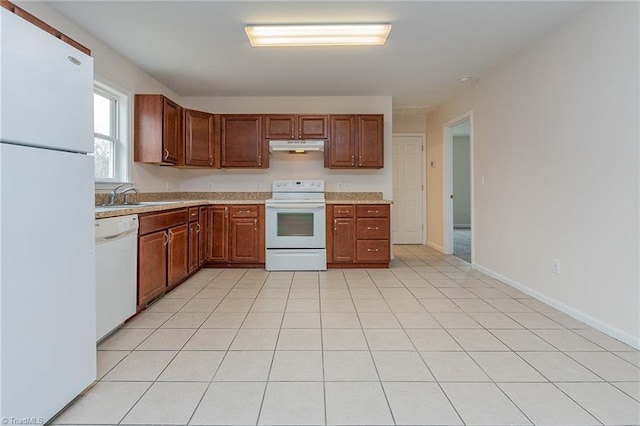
[356,115,384,168]
[134,94,182,165]
[265,114,328,139]
[206,206,229,262]
[184,109,218,167]
[220,115,267,168]
[326,114,384,169]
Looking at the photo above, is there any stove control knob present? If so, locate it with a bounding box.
[283,182,288,186]
[276,182,281,187]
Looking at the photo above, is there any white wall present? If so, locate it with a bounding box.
[14,1,188,193]
[452,136,471,228]
[392,113,427,133]
[426,2,639,347]
[179,96,393,199]
[16,3,394,198]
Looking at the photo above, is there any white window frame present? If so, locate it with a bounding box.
[94,77,131,189]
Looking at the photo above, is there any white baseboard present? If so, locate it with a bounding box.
[472,263,640,350]
[426,240,444,252]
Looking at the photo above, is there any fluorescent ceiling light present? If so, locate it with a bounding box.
[245,24,391,47]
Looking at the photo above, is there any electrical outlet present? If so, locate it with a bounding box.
[552,259,560,274]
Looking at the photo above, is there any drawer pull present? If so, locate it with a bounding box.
[162,231,169,246]
[367,210,379,214]
[367,248,380,252]
[338,210,350,214]
[196,223,201,233]
[238,210,251,214]
[163,148,169,159]
[366,226,379,230]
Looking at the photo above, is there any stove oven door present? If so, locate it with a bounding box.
[265,202,326,249]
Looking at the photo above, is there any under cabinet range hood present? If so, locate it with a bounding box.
[269,139,325,153]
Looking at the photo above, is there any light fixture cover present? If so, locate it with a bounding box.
[245,24,391,47]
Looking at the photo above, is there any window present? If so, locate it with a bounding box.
[93,80,129,184]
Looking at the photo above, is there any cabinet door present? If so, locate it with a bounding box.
[230,217,260,262]
[138,230,167,308]
[331,218,355,263]
[188,221,199,273]
[184,109,216,167]
[328,115,356,168]
[163,97,181,164]
[198,207,207,266]
[298,115,328,139]
[207,206,229,262]
[357,115,383,168]
[167,224,188,287]
[220,115,266,168]
[265,115,295,139]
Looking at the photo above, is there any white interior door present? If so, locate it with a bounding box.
[392,134,425,244]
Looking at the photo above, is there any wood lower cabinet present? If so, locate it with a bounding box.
[137,208,189,310]
[326,114,384,169]
[220,115,266,168]
[206,204,265,266]
[206,206,229,262]
[327,204,390,267]
[167,223,188,288]
[138,231,167,307]
[134,94,182,165]
[187,207,201,273]
[198,207,207,266]
[327,205,355,263]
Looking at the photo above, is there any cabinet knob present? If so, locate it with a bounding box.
[258,155,262,166]
[163,231,169,246]
[164,148,169,159]
[196,223,201,233]
[334,219,338,231]
[351,155,354,165]
[209,155,213,165]
[254,219,258,231]
[168,229,174,243]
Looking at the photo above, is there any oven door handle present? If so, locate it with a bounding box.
[266,203,326,209]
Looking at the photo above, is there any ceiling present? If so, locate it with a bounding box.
[47,1,589,110]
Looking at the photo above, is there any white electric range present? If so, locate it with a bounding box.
[265,180,327,271]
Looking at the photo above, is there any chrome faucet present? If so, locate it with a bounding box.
[121,186,140,205]
[109,183,127,205]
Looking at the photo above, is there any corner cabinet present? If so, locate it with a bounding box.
[327,204,390,267]
[265,114,328,140]
[184,109,218,167]
[220,115,267,168]
[326,114,384,169]
[134,94,182,165]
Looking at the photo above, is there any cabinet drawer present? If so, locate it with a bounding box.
[332,205,354,218]
[230,205,259,218]
[356,240,389,262]
[356,218,389,239]
[188,207,199,222]
[139,209,188,235]
[356,204,389,218]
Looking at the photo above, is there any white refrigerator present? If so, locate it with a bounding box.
[0,8,96,422]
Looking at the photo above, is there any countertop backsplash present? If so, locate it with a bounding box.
[96,191,385,205]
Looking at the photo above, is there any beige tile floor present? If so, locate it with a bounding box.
[53,245,640,426]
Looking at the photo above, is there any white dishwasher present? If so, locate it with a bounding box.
[95,214,138,342]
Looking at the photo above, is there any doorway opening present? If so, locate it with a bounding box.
[392,133,426,244]
[443,113,473,263]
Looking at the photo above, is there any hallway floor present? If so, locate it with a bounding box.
[54,245,639,426]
